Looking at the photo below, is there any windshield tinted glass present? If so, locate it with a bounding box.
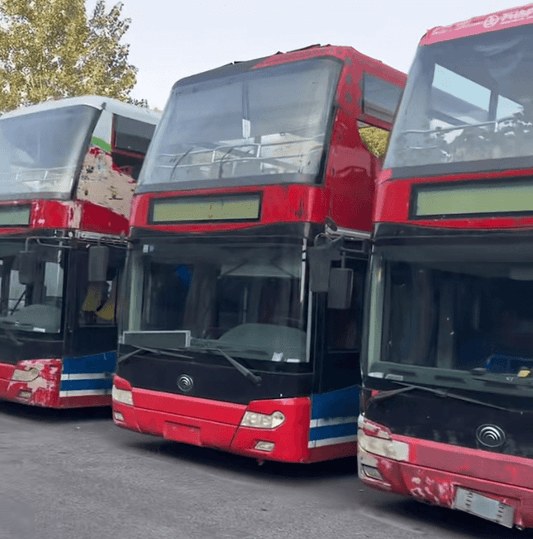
[364,238,533,397]
[123,239,309,364]
[0,105,97,200]
[386,25,533,171]
[0,242,64,334]
[138,58,341,191]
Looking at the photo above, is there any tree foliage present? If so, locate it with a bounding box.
[0,0,137,112]
[359,126,390,160]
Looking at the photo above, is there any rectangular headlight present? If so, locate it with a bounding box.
[112,385,134,406]
[240,411,285,429]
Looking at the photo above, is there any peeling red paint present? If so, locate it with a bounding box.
[7,359,62,408]
[359,424,533,528]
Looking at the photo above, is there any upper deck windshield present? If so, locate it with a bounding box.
[0,105,98,200]
[0,241,64,335]
[386,25,533,174]
[364,234,533,399]
[122,237,309,369]
[138,58,341,192]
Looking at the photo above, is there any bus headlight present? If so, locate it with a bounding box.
[112,385,134,406]
[240,411,285,429]
[11,367,39,382]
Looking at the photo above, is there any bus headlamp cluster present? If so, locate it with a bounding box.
[112,385,134,406]
[240,411,285,429]
[11,367,39,382]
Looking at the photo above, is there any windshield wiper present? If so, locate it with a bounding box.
[190,339,262,386]
[119,342,262,386]
[117,345,193,363]
[210,347,262,386]
[372,381,519,413]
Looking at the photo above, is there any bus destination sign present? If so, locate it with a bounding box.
[0,204,31,227]
[413,179,533,218]
[149,194,261,224]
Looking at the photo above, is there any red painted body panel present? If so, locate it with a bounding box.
[422,4,533,46]
[131,185,330,232]
[0,199,128,236]
[375,167,533,230]
[359,419,533,529]
[113,375,334,463]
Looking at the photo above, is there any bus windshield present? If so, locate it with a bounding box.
[364,235,533,399]
[0,242,65,334]
[0,105,98,200]
[123,238,309,365]
[138,58,341,191]
[386,25,533,172]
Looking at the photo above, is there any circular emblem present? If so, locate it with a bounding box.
[483,15,500,28]
[177,374,194,393]
[476,424,506,448]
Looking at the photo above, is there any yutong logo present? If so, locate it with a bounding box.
[476,424,506,448]
[177,374,194,393]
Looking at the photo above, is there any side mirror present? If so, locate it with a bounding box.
[18,251,37,285]
[308,243,342,293]
[327,268,353,310]
[88,245,109,282]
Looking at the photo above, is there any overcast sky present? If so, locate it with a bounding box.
[85,0,530,110]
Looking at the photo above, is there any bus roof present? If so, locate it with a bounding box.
[172,44,406,89]
[421,3,533,46]
[1,96,160,125]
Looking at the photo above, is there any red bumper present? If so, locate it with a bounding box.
[112,375,318,462]
[0,359,63,407]
[358,416,533,529]
[0,359,111,408]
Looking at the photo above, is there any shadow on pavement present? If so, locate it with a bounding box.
[0,399,111,423]
[126,435,358,481]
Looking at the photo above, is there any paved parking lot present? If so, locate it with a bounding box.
[0,401,530,539]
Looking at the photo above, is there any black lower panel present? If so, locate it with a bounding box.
[366,391,533,458]
[116,355,313,405]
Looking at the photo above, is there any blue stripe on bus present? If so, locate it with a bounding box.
[310,385,360,420]
[60,378,113,391]
[62,352,117,375]
[308,421,358,442]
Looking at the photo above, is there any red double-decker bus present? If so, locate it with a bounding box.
[0,96,159,408]
[112,45,405,463]
[358,4,533,530]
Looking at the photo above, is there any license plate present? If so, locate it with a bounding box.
[452,487,514,528]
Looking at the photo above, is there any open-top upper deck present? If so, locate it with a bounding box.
[0,97,159,236]
[133,45,405,235]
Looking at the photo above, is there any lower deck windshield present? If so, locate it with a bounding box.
[0,241,64,334]
[365,237,533,396]
[124,239,309,366]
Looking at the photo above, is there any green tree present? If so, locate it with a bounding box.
[359,126,390,160]
[0,0,137,112]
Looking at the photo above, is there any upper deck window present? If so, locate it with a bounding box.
[362,74,403,125]
[137,58,342,192]
[0,105,98,200]
[114,115,156,155]
[385,25,533,174]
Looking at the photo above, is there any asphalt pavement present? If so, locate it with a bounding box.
[0,401,531,539]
